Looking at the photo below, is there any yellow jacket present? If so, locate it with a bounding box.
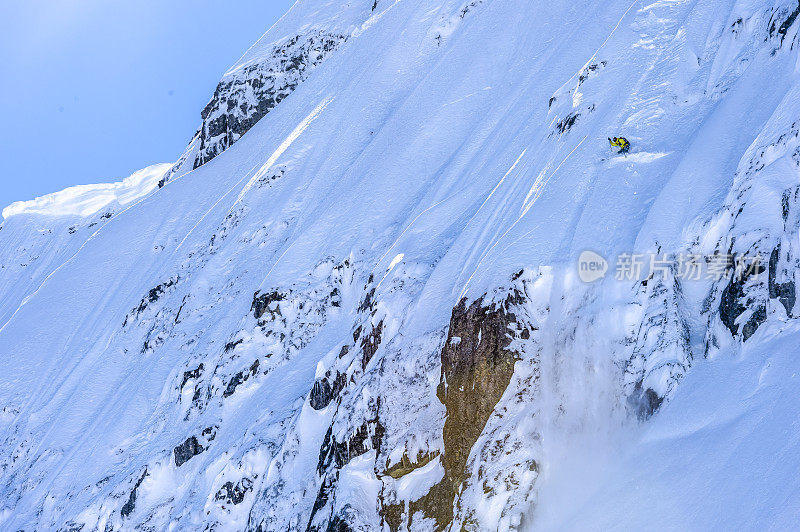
[609,137,630,150]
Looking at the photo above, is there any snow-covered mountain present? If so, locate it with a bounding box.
[3,0,800,530]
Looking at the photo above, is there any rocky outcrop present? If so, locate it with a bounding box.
[223,360,260,398]
[716,244,796,342]
[123,277,179,326]
[174,427,217,467]
[623,266,692,419]
[215,478,254,506]
[769,0,800,44]
[180,363,204,390]
[309,414,385,531]
[251,289,285,320]
[120,468,147,519]
[410,296,519,528]
[174,436,204,468]
[193,31,346,170]
[360,322,383,370]
[702,117,800,347]
[310,372,347,411]
[317,417,386,476]
[769,245,796,315]
[719,253,767,340]
[555,111,580,134]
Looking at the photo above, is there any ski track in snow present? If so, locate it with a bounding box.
[235,96,335,205]
[459,135,587,300]
[0,157,204,337]
[0,179,170,337]
[549,0,643,102]
[176,96,334,252]
[373,192,461,286]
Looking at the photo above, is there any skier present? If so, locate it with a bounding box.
[608,136,630,155]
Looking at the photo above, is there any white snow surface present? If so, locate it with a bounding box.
[1,0,800,530]
[2,163,171,219]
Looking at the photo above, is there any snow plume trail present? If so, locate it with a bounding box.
[372,148,527,290]
[176,96,334,251]
[263,133,523,291]
[458,135,588,301]
[465,148,529,230]
[452,148,529,300]
[523,135,587,214]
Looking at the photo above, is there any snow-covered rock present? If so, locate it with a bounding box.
[2,0,800,530]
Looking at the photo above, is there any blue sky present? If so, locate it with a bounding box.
[0,0,294,209]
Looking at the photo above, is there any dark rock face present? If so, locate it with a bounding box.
[224,338,243,353]
[120,468,147,518]
[307,472,338,531]
[324,515,354,532]
[192,31,347,170]
[742,305,767,340]
[719,253,766,340]
[317,417,385,475]
[578,61,607,85]
[770,1,800,43]
[180,363,204,390]
[174,436,203,468]
[626,383,664,421]
[251,290,285,320]
[173,427,217,467]
[223,359,260,398]
[719,246,795,341]
[309,372,347,410]
[457,0,484,19]
[215,478,253,505]
[309,402,385,530]
[769,246,796,316]
[123,277,179,326]
[360,322,383,370]
[719,255,750,337]
[556,111,580,134]
[223,372,245,398]
[141,279,178,310]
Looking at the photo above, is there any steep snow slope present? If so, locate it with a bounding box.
[0,164,171,352]
[1,0,800,530]
[534,320,800,531]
